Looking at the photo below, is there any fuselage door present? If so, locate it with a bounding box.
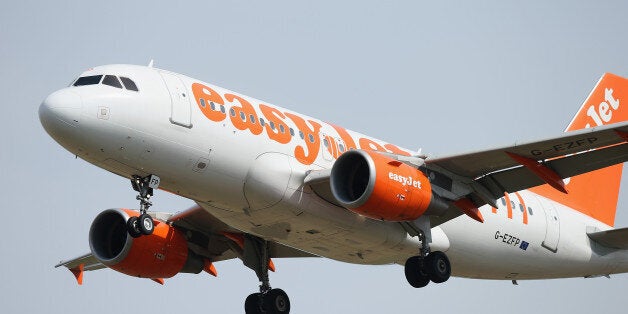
[160,71,192,128]
[541,201,560,252]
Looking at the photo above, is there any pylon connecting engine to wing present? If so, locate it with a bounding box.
[89,208,205,279]
[330,150,448,221]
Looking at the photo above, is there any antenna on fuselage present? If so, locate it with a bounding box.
[148,59,154,68]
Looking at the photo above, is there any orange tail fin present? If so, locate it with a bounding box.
[530,73,628,226]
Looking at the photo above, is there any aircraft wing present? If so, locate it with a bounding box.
[56,205,316,284]
[424,121,628,207]
[55,253,106,272]
[305,121,627,226]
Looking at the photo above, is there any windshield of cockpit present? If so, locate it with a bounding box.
[72,74,139,91]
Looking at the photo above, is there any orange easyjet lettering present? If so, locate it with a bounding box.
[225,93,263,135]
[259,104,291,144]
[192,83,226,122]
[285,113,322,165]
[192,82,411,165]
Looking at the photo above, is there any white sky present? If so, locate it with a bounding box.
[1,1,628,313]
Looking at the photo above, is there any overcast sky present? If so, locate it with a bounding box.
[2,1,628,313]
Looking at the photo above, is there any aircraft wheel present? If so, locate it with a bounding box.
[126,216,142,238]
[425,251,451,283]
[263,288,291,313]
[245,293,262,314]
[404,256,430,288]
[138,213,154,235]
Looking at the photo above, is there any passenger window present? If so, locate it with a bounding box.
[339,143,345,152]
[308,134,315,143]
[270,121,276,130]
[210,102,216,110]
[230,108,236,117]
[250,114,255,123]
[500,198,506,206]
[323,138,329,147]
[279,124,285,133]
[299,131,305,140]
[528,207,534,215]
[220,105,225,114]
[289,128,295,136]
[73,75,103,86]
[260,118,266,127]
[120,77,139,91]
[510,201,515,209]
[199,99,206,107]
[102,75,122,88]
[240,112,246,121]
[519,204,524,212]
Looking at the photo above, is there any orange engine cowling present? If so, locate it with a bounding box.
[89,208,204,278]
[330,150,446,221]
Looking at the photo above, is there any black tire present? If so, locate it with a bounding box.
[263,288,290,313]
[126,216,142,238]
[425,251,451,283]
[138,213,154,235]
[404,256,430,288]
[245,293,262,314]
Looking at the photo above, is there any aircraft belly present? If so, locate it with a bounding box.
[199,184,417,265]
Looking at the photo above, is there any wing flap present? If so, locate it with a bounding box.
[477,142,628,197]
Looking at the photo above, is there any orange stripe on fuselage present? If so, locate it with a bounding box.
[514,192,528,225]
[503,193,513,219]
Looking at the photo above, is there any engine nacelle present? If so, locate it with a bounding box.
[330,150,446,221]
[89,208,204,278]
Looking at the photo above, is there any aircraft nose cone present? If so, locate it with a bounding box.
[39,89,83,144]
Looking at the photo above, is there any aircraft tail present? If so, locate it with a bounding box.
[530,73,628,226]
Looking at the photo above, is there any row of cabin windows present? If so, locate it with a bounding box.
[500,197,534,215]
[198,100,317,144]
[322,138,346,153]
[73,75,139,91]
[199,98,350,152]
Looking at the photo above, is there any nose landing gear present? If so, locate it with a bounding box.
[126,174,160,237]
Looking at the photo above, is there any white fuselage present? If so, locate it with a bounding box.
[39,64,628,281]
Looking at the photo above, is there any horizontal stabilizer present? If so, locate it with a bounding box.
[587,227,628,249]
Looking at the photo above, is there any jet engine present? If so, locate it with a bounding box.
[89,208,204,278]
[330,150,447,221]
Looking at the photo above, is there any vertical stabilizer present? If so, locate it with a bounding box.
[530,73,628,226]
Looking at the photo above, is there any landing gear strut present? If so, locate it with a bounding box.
[126,174,160,237]
[404,229,451,288]
[242,235,290,314]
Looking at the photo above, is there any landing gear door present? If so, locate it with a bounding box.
[160,71,192,128]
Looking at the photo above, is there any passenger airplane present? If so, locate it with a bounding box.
[40,64,628,314]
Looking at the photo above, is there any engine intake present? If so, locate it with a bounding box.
[89,208,204,278]
[330,150,447,221]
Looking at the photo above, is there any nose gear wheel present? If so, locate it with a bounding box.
[126,174,160,237]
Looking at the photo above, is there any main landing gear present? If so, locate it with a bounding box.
[242,235,290,314]
[126,174,160,238]
[404,229,451,288]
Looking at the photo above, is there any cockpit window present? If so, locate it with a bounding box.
[73,75,103,86]
[102,75,122,89]
[102,75,123,89]
[120,77,139,91]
